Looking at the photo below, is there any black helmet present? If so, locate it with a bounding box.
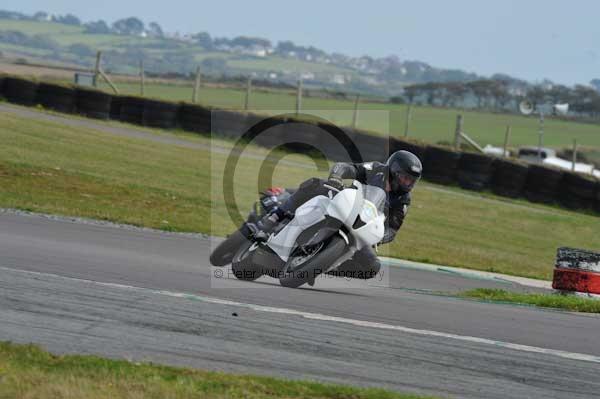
[386,150,422,194]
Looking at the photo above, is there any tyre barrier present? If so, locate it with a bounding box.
[595,183,600,214]
[0,74,6,97]
[36,83,76,113]
[559,172,597,210]
[423,145,461,184]
[389,137,427,161]
[490,158,529,198]
[523,164,564,204]
[109,95,124,120]
[553,247,600,295]
[142,99,179,129]
[3,76,38,106]
[352,130,389,163]
[119,96,145,125]
[457,152,495,191]
[178,103,212,133]
[75,88,112,120]
[212,110,249,138]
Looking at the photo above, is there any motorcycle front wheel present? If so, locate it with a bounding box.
[209,230,248,266]
[230,240,264,281]
[279,236,347,288]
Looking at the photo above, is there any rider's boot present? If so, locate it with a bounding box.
[246,208,291,242]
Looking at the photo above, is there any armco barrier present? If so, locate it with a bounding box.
[553,247,600,295]
[3,76,38,106]
[36,82,76,113]
[457,152,495,191]
[1,75,599,216]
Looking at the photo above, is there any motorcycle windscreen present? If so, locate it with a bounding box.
[362,185,386,214]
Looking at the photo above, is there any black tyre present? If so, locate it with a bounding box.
[279,236,347,288]
[210,230,248,266]
[423,145,461,185]
[178,103,212,133]
[4,77,38,105]
[36,83,76,113]
[75,88,112,120]
[231,240,264,281]
[143,99,179,129]
[119,96,145,125]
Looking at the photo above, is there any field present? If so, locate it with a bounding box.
[92,80,600,152]
[1,107,598,280]
[0,19,354,77]
[0,342,430,399]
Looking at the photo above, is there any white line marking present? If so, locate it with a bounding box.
[3,266,600,364]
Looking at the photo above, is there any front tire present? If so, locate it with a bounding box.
[231,241,264,281]
[210,230,248,266]
[279,236,347,288]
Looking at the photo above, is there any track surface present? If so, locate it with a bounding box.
[2,211,600,399]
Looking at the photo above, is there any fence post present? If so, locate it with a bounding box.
[404,105,412,137]
[572,139,577,171]
[244,76,252,110]
[296,79,303,115]
[139,60,145,96]
[454,114,463,150]
[503,125,511,158]
[352,94,360,128]
[93,51,102,87]
[192,66,201,103]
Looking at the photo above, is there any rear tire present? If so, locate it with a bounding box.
[279,236,347,288]
[210,230,248,266]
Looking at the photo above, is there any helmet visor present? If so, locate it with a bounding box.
[394,171,418,192]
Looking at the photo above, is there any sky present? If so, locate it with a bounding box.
[8,0,600,85]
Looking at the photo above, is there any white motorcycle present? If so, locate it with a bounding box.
[214,180,386,288]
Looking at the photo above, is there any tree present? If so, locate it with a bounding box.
[148,22,163,37]
[193,32,213,49]
[84,20,111,34]
[53,14,81,25]
[590,79,600,92]
[112,17,145,35]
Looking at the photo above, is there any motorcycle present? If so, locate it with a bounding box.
[210,181,386,288]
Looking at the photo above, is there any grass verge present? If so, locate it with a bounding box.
[0,109,599,279]
[0,342,433,399]
[460,288,600,313]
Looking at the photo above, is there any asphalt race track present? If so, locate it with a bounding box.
[1,210,600,399]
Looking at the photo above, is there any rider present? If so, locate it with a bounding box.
[246,150,423,279]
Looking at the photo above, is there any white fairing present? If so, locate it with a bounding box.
[267,195,329,261]
[266,181,386,263]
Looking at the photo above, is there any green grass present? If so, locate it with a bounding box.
[1,109,599,279]
[0,342,432,399]
[460,288,600,313]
